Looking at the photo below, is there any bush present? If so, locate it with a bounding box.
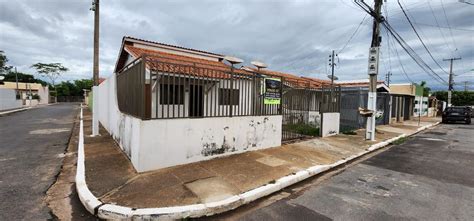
[283,123,319,136]
[32,94,40,100]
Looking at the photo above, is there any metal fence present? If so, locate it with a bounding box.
[281,80,341,141]
[57,96,84,102]
[339,87,390,131]
[116,56,282,120]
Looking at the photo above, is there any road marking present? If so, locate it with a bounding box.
[29,128,70,135]
[421,137,445,142]
[0,157,16,162]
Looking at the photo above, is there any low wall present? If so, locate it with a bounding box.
[139,115,281,172]
[321,112,340,137]
[0,88,22,111]
[96,75,282,172]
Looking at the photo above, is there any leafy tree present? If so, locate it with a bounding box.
[31,63,68,100]
[0,50,13,74]
[432,91,474,106]
[55,79,93,97]
[420,81,431,97]
[2,71,49,86]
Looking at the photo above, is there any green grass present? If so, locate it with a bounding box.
[283,123,319,136]
[391,137,408,145]
[341,129,357,135]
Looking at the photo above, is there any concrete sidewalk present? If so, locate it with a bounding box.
[80,109,439,218]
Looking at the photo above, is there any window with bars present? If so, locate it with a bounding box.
[160,84,184,105]
[219,88,239,105]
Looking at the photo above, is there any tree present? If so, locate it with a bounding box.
[0,50,13,74]
[420,81,431,97]
[31,63,68,101]
[55,79,93,97]
[2,71,49,86]
[432,91,474,106]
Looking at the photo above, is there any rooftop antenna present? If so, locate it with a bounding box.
[251,61,268,71]
[224,56,243,66]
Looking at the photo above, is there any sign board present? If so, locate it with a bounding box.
[264,78,281,105]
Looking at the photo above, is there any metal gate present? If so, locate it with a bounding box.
[340,87,390,131]
[281,81,340,142]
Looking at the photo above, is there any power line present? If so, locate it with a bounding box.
[338,14,368,54]
[427,0,455,58]
[397,0,449,75]
[383,21,447,85]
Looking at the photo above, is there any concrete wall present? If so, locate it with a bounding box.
[97,75,282,173]
[321,112,340,137]
[37,86,49,104]
[0,88,22,111]
[138,115,281,172]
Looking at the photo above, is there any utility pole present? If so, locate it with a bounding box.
[443,57,461,106]
[463,81,470,91]
[363,0,383,141]
[15,67,19,97]
[329,50,337,109]
[91,0,100,136]
[385,71,392,87]
[92,0,100,86]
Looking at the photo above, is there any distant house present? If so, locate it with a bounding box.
[0,81,49,105]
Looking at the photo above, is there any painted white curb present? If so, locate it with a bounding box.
[0,107,31,115]
[75,106,440,220]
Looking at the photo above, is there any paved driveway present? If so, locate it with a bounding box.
[0,104,79,220]
[236,123,474,221]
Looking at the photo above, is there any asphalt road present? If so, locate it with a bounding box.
[0,104,79,220]
[237,123,474,221]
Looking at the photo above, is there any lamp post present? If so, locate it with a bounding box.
[223,56,243,117]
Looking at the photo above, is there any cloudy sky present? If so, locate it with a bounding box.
[1,0,472,90]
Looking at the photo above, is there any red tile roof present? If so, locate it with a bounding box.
[124,45,250,78]
[244,67,329,89]
[124,36,223,57]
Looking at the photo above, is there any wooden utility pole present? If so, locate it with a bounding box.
[365,0,383,141]
[92,0,100,86]
[443,57,461,106]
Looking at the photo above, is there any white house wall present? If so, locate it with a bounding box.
[0,88,22,111]
[138,115,282,172]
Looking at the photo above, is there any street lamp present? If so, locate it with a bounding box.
[224,56,243,117]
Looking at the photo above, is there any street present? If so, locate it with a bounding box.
[0,104,79,220]
[233,123,474,221]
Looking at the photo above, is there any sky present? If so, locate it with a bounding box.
[0,0,473,91]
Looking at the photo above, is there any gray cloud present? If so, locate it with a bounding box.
[0,0,472,91]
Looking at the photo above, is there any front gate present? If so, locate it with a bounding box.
[281,81,340,142]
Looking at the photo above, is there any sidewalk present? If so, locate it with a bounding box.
[80,109,439,219]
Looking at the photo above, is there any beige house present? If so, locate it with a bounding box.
[389,84,416,123]
[0,81,49,105]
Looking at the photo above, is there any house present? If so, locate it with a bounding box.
[97,36,284,172]
[96,36,337,172]
[0,81,49,105]
[389,83,417,122]
[336,79,391,130]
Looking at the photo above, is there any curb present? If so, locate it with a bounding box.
[0,107,31,116]
[75,107,440,220]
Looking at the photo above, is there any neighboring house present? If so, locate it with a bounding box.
[336,79,391,130]
[96,36,335,172]
[0,81,49,105]
[389,83,417,122]
[413,84,428,117]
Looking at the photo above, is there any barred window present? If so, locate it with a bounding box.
[160,84,184,105]
[219,88,239,105]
